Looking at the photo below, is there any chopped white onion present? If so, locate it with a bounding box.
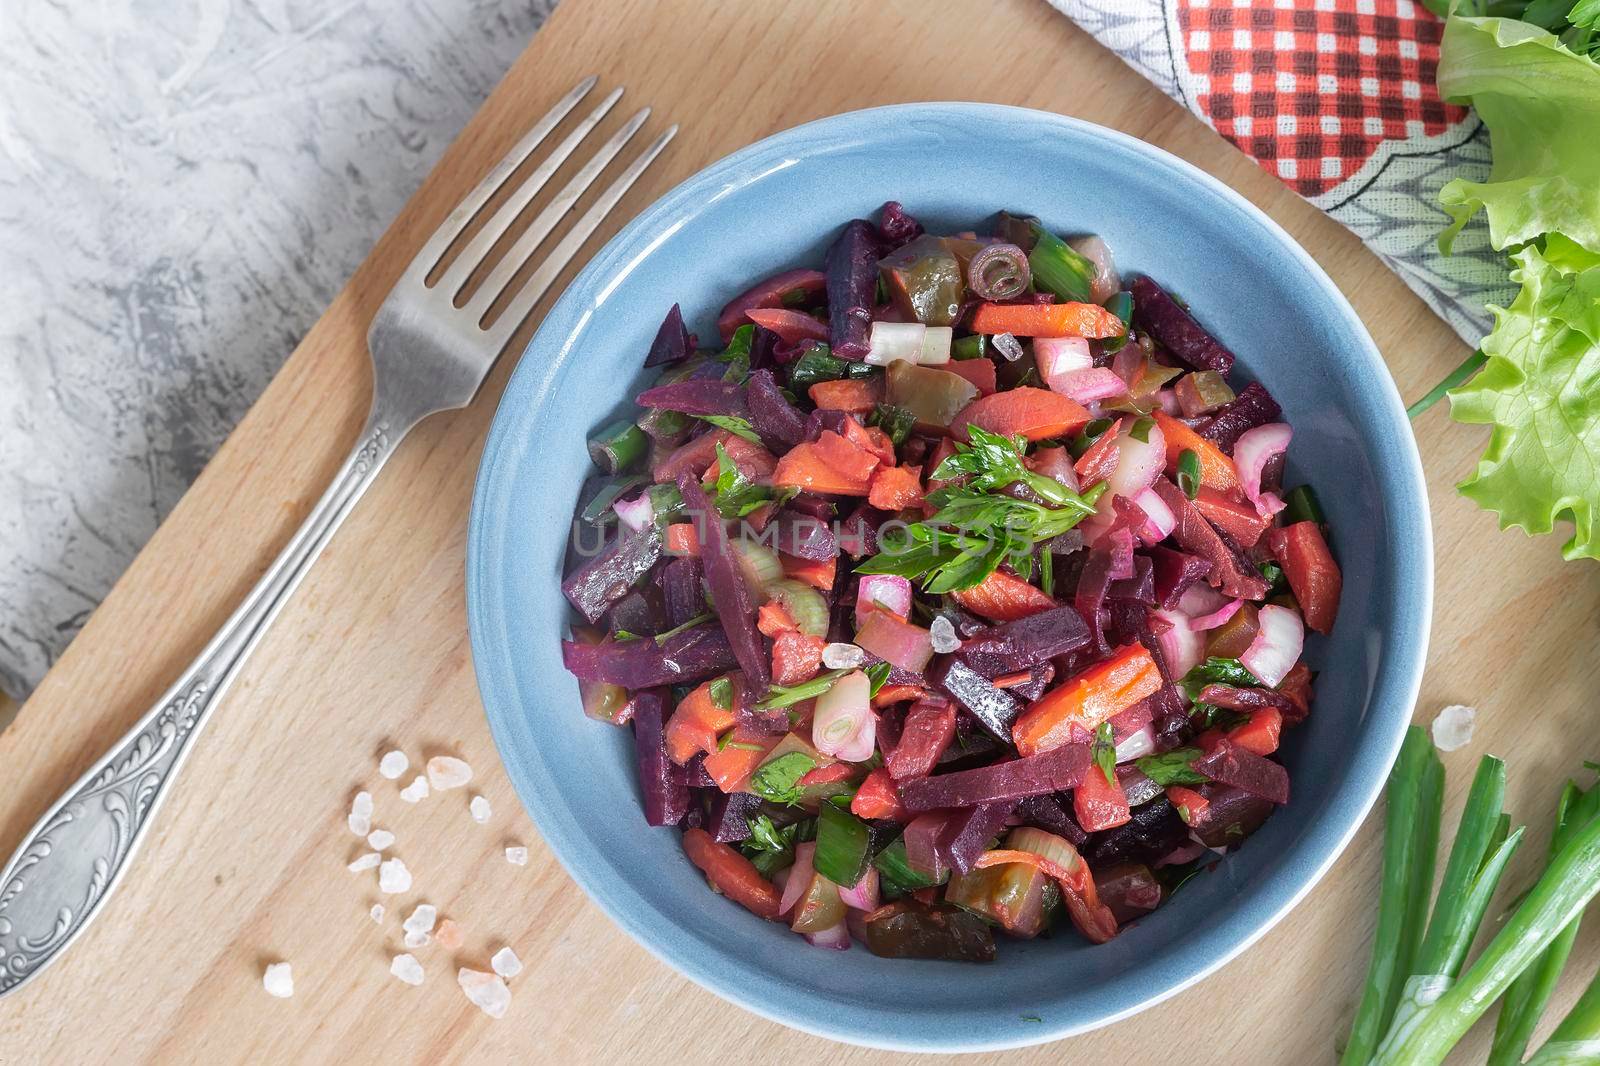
[1233,422,1293,518]
[1105,422,1167,499]
[919,326,953,365]
[856,573,912,622]
[864,321,927,366]
[612,492,655,532]
[1068,235,1121,304]
[838,866,881,911]
[1239,604,1304,687]
[1114,725,1157,763]
[1131,486,1176,543]
[813,670,872,759]
[1035,336,1092,394]
[1053,366,1126,404]
[1152,608,1205,678]
[779,843,815,915]
[804,921,853,950]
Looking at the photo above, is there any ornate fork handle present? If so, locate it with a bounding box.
[0,406,413,994]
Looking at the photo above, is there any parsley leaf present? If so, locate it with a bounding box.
[697,413,763,445]
[1179,657,1262,701]
[1136,747,1210,787]
[865,661,892,699]
[748,752,817,806]
[708,677,732,711]
[1093,720,1117,785]
[710,443,791,518]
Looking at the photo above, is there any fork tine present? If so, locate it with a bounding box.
[410,74,598,282]
[438,85,626,299]
[483,124,679,350]
[464,106,654,321]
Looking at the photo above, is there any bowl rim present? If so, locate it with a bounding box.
[466,101,1432,1052]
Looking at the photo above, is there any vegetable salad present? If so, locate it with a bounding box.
[559,204,1342,960]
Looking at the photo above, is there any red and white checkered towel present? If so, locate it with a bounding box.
[1050,0,1510,345]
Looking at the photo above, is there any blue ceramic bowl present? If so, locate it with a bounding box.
[466,104,1430,1051]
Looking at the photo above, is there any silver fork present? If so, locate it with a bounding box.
[0,76,675,997]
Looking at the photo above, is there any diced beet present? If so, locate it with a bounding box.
[746,368,808,451]
[1005,663,1055,702]
[660,556,705,627]
[878,201,924,248]
[1109,556,1155,605]
[1129,276,1235,374]
[826,219,883,360]
[562,523,663,623]
[1193,741,1290,805]
[636,378,748,417]
[904,812,954,882]
[1103,599,1151,649]
[1147,544,1212,610]
[942,801,1019,875]
[899,743,1090,811]
[956,606,1091,677]
[708,790,762,843]
[606,586,666,637]
[1188,783,1276,847]
[804,407,853,442]
[1085,798,1188,868]
[928,657,1020,742]
[1118,766,1164,807]
[685,755,716,789]
[717,268,827,342]
[1015,793,1088,845]
[1197,683,1306,725]
[766,508,839,560]
[1074,545,1117,657]
[886,698,958,781]
[677,474,770,690]
[1095,863,1163,923]
[644,303,694,368]
[838,505,888,558]
[562,623,736,688]
[632,690,688,826]
[1151,480,1269,600]
[1107,696,1156,743]
[1104,523,1137,581]
[1199,382,1281,453]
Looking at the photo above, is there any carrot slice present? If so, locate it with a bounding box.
[1191,486,1269,547]
[1227,707,1283,756]
[950,569,1058,622]
[1274,521,1342,635]
[1152,411,1239,493]
[850,767,909,821]
[1012,644,1161,756]
[813,429,881,483]
[1073,417,1125,488]
[664,677,740,764]
[771,630,825,686]
[701,725,779,792]
[951,387,1091,442]
[780,552,836,591]
[871,683,926,708]
[843,417,897,467]
[970,301,1127,339]
[772,441,871,495]
[868,464,925,511]
[664,522,700,556]
[682,828,782,920]
[756,599,798,638]
[971,848,1118,943]
[944,358,997,396]
[808,377,882,414]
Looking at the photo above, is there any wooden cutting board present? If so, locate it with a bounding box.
[3,0,1597,1062]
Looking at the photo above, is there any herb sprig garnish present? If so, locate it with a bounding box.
[857,426,1102,593]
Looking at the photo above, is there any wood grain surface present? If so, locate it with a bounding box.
[3,1,1597,1062]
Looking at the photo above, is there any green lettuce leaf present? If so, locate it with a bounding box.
[1448,238,1600,559]
[1437,16,1600,256]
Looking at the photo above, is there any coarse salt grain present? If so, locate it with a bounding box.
[403,904,437,936]
[399,776,429,803]
[378,750,409,780]
[490,946,522,979]
[262,962,293,998]
[929,615,960,654]
[404,930,431,949]
[348,790,373,836]
[505,846,528,866]
[821,643,865,670]
[370,904,385,924]
[458,968,511,1019]
[347,852,382,873]
[435,919,464,951]
[1432,704,1476,752]
[993,332,1023,362]
[367,829,395,851]
[378,857,413,894]
[470,795,491,824]
[390,953,424,986]
[426,756,473,791]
